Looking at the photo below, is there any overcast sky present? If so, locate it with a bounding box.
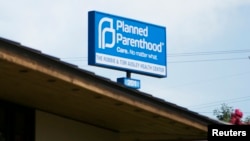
[1,0,250,120]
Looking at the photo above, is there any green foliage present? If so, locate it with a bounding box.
[213,103,233,122]
[244,116,250,124]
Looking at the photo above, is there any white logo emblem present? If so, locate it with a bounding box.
[98,17,116,49]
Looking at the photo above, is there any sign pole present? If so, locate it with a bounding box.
[126,71,131,78]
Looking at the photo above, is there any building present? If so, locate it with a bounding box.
[0,37,224,141]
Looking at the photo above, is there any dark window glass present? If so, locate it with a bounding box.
[0,101,34,141]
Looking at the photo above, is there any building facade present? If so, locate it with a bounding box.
[0,37,224,141]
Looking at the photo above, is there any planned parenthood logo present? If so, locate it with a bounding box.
[98,16,163,53]
[88,11,167,78]
[98,17,115,49]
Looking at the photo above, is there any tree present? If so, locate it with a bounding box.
[230,108,243,125]
[213,103,233,122]
[244,116,250,124]
[213,103,249,125]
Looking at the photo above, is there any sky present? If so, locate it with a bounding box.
[1,0,250,120]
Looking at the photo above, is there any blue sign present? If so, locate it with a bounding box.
[117,77,140,89]
[88,11,167,78]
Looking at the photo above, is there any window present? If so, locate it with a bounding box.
[0,100,34,141]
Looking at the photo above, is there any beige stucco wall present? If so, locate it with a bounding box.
[35,110,119,141]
